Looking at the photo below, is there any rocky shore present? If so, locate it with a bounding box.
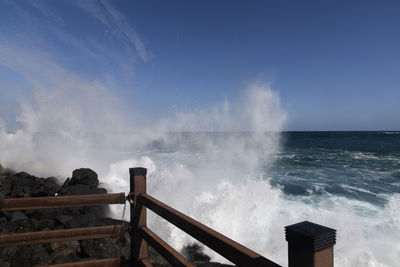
[0,166,232,267]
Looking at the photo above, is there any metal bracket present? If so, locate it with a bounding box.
[127,192,135,205]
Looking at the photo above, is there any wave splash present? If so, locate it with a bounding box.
[1,83,399,266]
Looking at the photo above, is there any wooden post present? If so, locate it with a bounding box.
[130,167,148,266]
[285,221,336,267]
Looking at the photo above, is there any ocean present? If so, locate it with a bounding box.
[271,131,400,205]
[1,130,399,266]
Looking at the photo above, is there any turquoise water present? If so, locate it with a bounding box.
[269,132,400,206]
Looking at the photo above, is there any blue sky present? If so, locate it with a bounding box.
[0,0,399,131]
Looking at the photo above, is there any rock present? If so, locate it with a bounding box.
[44,177,61,195]
[0,222,19,234]
[10,172,53,197]
[0,216,6,225]
[0,246,18,261]
[65,213,96,228]
[0,168,204,266]
[115,231,131,259]
[55,215,73,226]
[38,208,63,220]
[0,177,11,197]
[10,211,28,222]
[60,184,92,195]
[70,168,99,187]
[0,192,4,209]
[31,244,51,266]
[51,251,81,264]
[182,243,211,265]
[10,172,36,197]
[9,245,50,266]
[49,241,81,262]
[148,246,170,267]
[92,187,108,194]
[80,238,120,258]
[0,258,10,267]
[0,163,3,177]
[32,218,56,230]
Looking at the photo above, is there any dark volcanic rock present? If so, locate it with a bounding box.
[0,168,225,267]
[7,245,50,267]
[55,215,74,225]
[60,168,107,196]
[182,243,211,265]
[3,172,62,198]
[71,168,99,187]
[10,211,28,223]
[44,177,61,196]
[49,241,81,264]
[0,192,5,209]
[65,213,96,228]
[1,222,19,234]
[81,238,120,259]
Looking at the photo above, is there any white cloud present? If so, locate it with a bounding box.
[75,0,151,62]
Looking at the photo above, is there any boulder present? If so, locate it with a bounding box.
[30,245,51,266]
[10,211,28,223]
[60,168,106,196]
[55,215,74,226]
[182,243,211,265]
[9,245,50,267]
[9,172,55,197]
[60,184,92,195]
[80,238,120,258]
[65,213,96,228]
[0,222,18,234]
[32,218,56,230]
[70,168,99,187]
[50,241,81,263]
[44,177,61,196]
[0,246,18,262]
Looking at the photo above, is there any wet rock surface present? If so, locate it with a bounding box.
[0,168,232,267]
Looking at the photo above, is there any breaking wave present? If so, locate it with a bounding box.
[1,83,399,266]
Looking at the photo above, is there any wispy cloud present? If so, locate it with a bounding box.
[0,0,153,91]
[0,0,148,131]
[75,0,151,62]
[30,0,65,26]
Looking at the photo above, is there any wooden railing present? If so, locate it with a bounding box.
[129,168,336,267]
[0,167,337,267]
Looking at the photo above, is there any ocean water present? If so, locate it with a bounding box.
[271,131,400,206]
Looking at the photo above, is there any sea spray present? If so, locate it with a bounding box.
[2,83,400,266]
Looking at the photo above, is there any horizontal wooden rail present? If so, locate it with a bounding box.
[139,226,195,267]
[40,257,122,267]
[0,225,122,247]
[138,193,281,267]
[0,193,126,211]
